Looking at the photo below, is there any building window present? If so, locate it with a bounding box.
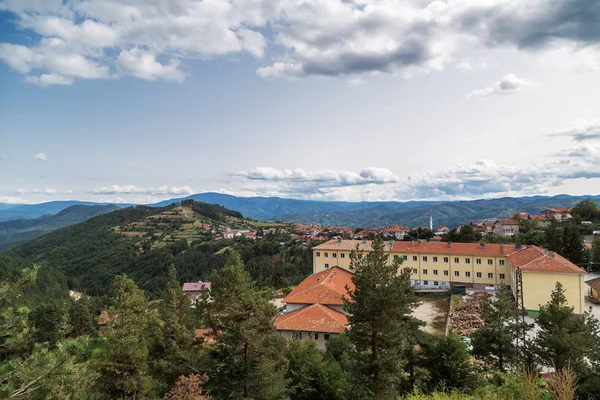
[476,272,482,278]
[324,263,329,269]
[333,253,337,258]
[394,255,399,261]
[423,256,428,262]
[454,257,459,263]
[314,333,319,340]
[423,269,428,275]
[424,280,429,285]
[444,257,449,263]
[499,260,505,266]
[488,273,493,279]
[403,255,408,261]
[476,258,481,264]
[454,271,459,277]
[488,259,493,265]
[325,334,330,341]
[434,281,439,286]
[412,268,418,274]
[433,270,438,275]
[433,256,438,262]
[465,258,471,264]
[500,274,505,280]
[444,270,449,276]
[298,332,303,339]
[413,256,418,261]
[324,252,328,258]
[340,253,345,258]
[465,271,471,277]
[316,252,320,257]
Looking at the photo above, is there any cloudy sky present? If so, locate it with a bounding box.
[1,0,599,205]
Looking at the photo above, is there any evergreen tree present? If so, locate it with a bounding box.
[95,274,157,399]
[592,237,600,263]
[534,282,599,372]
[345,236,423,399]
[561,222,587,264]
[572,198,599,222]
[471,284,530,371]
[200,251,288,400]
[429,333,474,391]
[545,222,563,253]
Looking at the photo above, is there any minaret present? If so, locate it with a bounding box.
[429,215,433,231]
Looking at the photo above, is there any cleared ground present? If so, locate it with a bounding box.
[413,296,450,335]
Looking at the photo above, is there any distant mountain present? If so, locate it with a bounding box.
[0,204,120,251]
[280,195,600,228]
[0,200,132,222]
[151,192,441,220]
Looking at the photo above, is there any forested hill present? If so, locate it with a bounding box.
[0,204,120,251]
[282,195,600,228]
[7,201,311,297]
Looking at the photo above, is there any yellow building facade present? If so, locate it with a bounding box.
[313,239,587,314]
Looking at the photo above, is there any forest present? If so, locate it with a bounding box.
[2,236,600,399]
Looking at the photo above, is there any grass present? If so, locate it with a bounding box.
[451,294,464,310]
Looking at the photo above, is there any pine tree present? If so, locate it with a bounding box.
[199,251,288,400]
[545,222,563,253]
[345,236,423,399]
[593,237,600,263]
[471,284,530,371]
[429,333,474,391]
[95,274,157,399]
[534,282,599,372]
[561,222,587,264]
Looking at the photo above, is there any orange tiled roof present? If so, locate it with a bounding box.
[98,311,112,325]
[507,246,585,274]
[283,266,355,305]
[586,277,600,292]
[530,215,550,221]
[496,219,520,226]
[391,241,516,256]
[275,304,348,333]
[314,239,373,251]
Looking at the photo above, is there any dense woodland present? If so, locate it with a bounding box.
[2,236,600,399]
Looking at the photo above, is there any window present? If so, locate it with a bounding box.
[358,254,363,259]
[454,271,459,277]
[298,332,303,339]
[324,263,329,269]
[325,334,330,341]
[314,333,319,340]
[403,255,408,261]
[444,257,449,263]
[488,259,493,265]
[394,255,399,261]
[465,258,471,264]
[423,256,428,262]
[433,270,438,275]
[340,253,345,258]
[444,270,449,276]
[499,274,505,280]
[488,273,493,279]
[333,253,337,258]
[434,281,439,286]
[412,268,418,274]
[423,269,428,275]
[413,256,418,261]
[465,271,471,277]
[499,260,505,266]
[476,272,482,278]
[454,257,459,263]
[316,252,320,257]
[433,256,438,262]
[476,258,481,265]
[424,280,429,285]
[324,252,328,258]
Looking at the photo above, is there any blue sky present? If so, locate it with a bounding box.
[1,0,599,204]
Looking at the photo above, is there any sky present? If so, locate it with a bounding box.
[0,0,600,205]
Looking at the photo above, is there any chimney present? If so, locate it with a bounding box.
[548,251,555,258]
[337,237,342,243]
[418,240,423,246]
[501,244,504,254]
[515,243,522,250]
[325,291,329,298]
[362,238,367,244]
[447,241,452,248]
[479,242,486,248]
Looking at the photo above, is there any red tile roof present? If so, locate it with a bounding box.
[275,304,348,333]
[585,277,600,292]
[391,241,515,256]
[314,239,373,251]
[283,266,355,305]
[530,215,550,221]
[183,281,211,291]
[496,219,520,226]
[507,246,585,274]
[98,311,112,325]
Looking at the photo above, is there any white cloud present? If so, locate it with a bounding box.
[0,195,28,204]
[347,77,367,87]
[25,73,73,86]
[466,74,531,98]
[116,49,185,82]
[15,188,71,195]
[89,185,195,196]
[33,152,48,161]
[455,59,487,71]
[550,119,600,142]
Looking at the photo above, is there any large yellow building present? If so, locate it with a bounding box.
[313,238,586,314]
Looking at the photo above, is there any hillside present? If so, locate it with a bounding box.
[0,204,120,251]
[0,200,131,222]
[7,201,309,296]
[282,195,600,228]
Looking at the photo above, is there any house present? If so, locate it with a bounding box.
[529,215,551,228]
[275,266,354,350]
[493,219,520,236]
[436,225,450,234]
[183,281,211,304]
[313,239,586,314]
[381,225,407,240]
[98,311,112,331]
[586,277,600,303]
[541,208,573,222]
